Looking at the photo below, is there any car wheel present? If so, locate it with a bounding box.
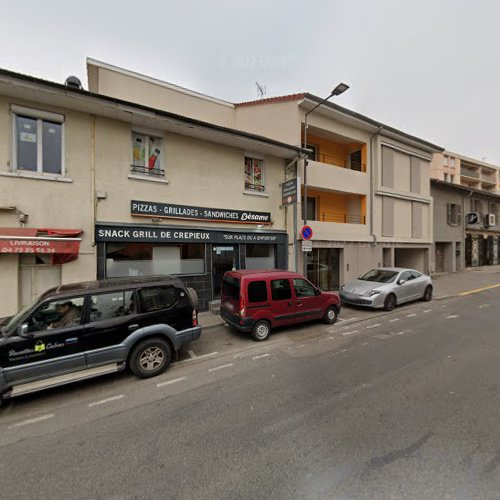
[129,338,172,378]
[323,305,338,324]
[252,320,271,341]
[422,285,433,302]
[384,294,397,311]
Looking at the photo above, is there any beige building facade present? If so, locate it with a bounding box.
[86,59,443,289]
[0,68,303,318]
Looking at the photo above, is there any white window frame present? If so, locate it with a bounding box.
[11,104,65,177]
[244,153,265,194]
[130,129,165,180]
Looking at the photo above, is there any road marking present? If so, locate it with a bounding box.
[208,363,234,372]
[374,334,392,340]
[252,353,270,360]
[389,318,400,323]
[8,413,55,429]
[361,342,369,346]
[446,315,458,319]
[479,304,490,309]
[187,350,197,359]
[157,376,187,388]
[178,351,219,364]
[297,344,305,348]
[342,330,359,336]
[459,283,500,296]
[395,329,412,335]
[406,313,417,318]
[366,324,381,329]
[88,395,124,407]
[423,309,432,313]
[337,317,359,323]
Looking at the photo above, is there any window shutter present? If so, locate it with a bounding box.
[457,204,462,226]
[447,203,452,225]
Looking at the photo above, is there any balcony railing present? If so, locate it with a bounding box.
[317,212,366,224]
[312,153,366,173]
[130,164,165,177]
[460,167,480,179]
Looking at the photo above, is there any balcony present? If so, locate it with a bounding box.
[460,165,480,179]
[306,219,371,241]
[317,211,366,224]
[315,152,366,172]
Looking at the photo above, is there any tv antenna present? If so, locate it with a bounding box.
[256,81,266,99]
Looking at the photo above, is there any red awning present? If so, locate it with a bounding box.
[0,228,82,262]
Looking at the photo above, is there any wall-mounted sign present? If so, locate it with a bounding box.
[281,178,299,206]
[131,200,271,225]
[302,240,312,252]
[465,212,479,225]
[96,224,287,245]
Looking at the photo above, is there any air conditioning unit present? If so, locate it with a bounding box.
[484,213,496,227]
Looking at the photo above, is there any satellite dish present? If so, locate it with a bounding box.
[65,75,83,90]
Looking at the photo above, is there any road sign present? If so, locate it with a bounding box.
[300,225,313,240]
[281,178,299,206]
[302,240,312,252]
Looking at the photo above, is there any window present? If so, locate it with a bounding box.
[302,197,316,221]
[450,158,456,168]
[399,271,413,282]
[222,276,240,300]
[293,279,316,297]
[131,132,164,178]
[27,297,84,332]
[245,155,265,192]
[447,203,462,226]
[246,244,276,269]
[14,110,63,175]
[305,143,317,161]
[138,286,177,312]
[270,279,292,301]
[349,149,362,172]
[106,243,205,277]
[444,156,449,166]
[248,281,268,303]
[450,174,455,183]
[89,291,135,322]
[444,173,449,182]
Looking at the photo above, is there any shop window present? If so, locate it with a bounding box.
[105,243,205,277]
[131,132,164,178]
[246,244,275,269]
[244,155,265,192]
[270,279,292,301]
[13,108,63,175]
[89,291,135,322]
[138,286,177,312]
[248,281,268,303]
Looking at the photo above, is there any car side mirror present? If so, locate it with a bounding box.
[18,323,31,337]
[398,279,406,286]
[315,288,321,296]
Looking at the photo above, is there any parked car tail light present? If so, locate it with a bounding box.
[192,309,198,327]
[239,296,246,318]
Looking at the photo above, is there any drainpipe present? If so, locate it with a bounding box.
[91,115,97,245]
[369,126,383,246]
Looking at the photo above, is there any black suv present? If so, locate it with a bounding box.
[0,275,201,402]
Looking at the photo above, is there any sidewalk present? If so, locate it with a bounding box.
[198,265,500,330]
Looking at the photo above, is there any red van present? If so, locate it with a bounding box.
[220,270,340,341]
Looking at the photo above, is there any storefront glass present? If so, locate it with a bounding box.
[246,244,276,269]
[306,248,340,290]
[105,242,205,277]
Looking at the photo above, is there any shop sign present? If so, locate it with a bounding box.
[131,200,271,225]
[95,224,287,245]
[0,237,80,255]
[281,178,299,206]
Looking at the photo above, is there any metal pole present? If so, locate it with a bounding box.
[302,114,309,276]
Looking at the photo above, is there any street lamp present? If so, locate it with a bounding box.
[302,82,349,276]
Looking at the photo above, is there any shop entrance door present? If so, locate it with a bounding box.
[212,245,236,298]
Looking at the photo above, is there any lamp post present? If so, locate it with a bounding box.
[302,82,349,277]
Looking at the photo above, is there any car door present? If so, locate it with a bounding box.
[0,296,86,385]
[81,289,139,367]
[293,278,324,322]
[394,271,414,303]
[408,271,426,300]
[269,278,296,326]
[135,285,184,331]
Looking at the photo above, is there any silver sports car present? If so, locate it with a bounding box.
[339,267,433,311]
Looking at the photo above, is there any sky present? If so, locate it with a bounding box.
[1,0,499,163]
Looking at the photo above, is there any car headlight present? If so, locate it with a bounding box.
[364,290,381,297]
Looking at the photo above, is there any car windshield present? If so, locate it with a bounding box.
[359,269,398,283]
[2,304,31,335]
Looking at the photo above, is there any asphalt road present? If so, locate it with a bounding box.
[1,288,499,499]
